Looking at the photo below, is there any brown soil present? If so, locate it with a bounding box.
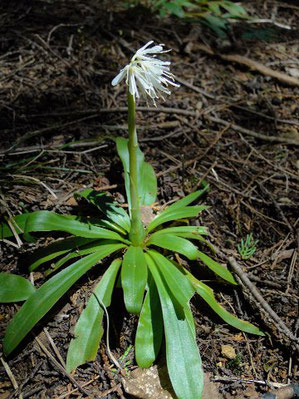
[0,1,298,398]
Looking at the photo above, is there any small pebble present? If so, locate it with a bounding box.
[221,344,236,360]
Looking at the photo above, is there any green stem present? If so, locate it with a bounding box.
[127,91,145,246]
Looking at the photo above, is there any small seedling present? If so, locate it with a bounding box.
[238,234,258,260]
[111,345,133,376]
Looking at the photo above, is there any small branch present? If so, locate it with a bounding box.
[10,174,57,199]
[195,44,299,87]
[1,356,23,399]
[206,115,299,146]
[227,256,299,352]
[246,18,293,31]
[35,336,90,396]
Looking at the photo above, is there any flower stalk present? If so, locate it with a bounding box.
[127,90,145,245]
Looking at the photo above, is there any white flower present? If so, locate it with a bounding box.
[112,41,179,104]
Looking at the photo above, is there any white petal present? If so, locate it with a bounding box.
[135,74,151,91]
[111,68,127,86]
[142,44,164,54]
[129,69,139,98]
[136,40,154,54]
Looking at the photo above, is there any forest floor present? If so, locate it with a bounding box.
[0,1,298,398]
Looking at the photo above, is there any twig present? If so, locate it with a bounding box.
[10,174,57,199]
[227,256,299,351]
[5,114,99,152]
[175,76,215,100]
[34,336,90,396]
[246,18,293,30]
[1,356,23,399]
[195,43,299,87]
[0,238,21,248]
[157,125,227,177]
[5,218,23,248]
[192,160,217,192]
[212,375,287,389]
[286,250,297,294]
[257,183,295,235]
[43,328,66,369]
[206,115,299,146]
[55,375,100,399]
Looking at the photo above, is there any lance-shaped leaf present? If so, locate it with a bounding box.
[165,185,209,212]
[75,189,131,233]
[148,250,194,307]
[148,234,198,260]
[147,206,209,233]
[44,252,78,277]
[29,237,94,271]
[146,254,204,399]
[168,231,215,252]
[121,246,147,314]
[184,301,196,339]
[66,258,122,372]
[188,274,265,336]
[115,137,157,212]
[149,225,209,237]
[0,273,36,303]
[43,241,126,276]
[0,211,127,242]
[135,275,163,368]
[197,251,237,285]
[3,244,123,356]
[139,161,157,206]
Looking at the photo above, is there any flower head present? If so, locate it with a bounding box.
[112,41,179,104]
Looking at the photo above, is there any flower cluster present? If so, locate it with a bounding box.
[112,41,179,104]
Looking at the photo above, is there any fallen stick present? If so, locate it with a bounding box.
[195,44,299,87]
[227,256,299,352]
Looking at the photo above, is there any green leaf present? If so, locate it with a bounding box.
[0,273,36,303]
[164,2,185,17]
[149,225,209,236]
[3,244,122,356]
[146,254,204,399]
[201,14,228,38]
[135,275,163,368]
[165,186,209,212]
[29,237,94,271]
[75,189,131,233]
[44,252,78,276]
[147,206,209,233]
[184,301,196,339]
[171,231,216,252]
[115,137,157,211]
[121,246,147,314]
[148,234,198,260]
[139,161,157,206]
[221,1,247,18]
[148,250,194,307]
[0,211,127,242]
[197,251,237,284]
[66,259,122,372]
[44,241,126,276]
[190,277,265,336]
